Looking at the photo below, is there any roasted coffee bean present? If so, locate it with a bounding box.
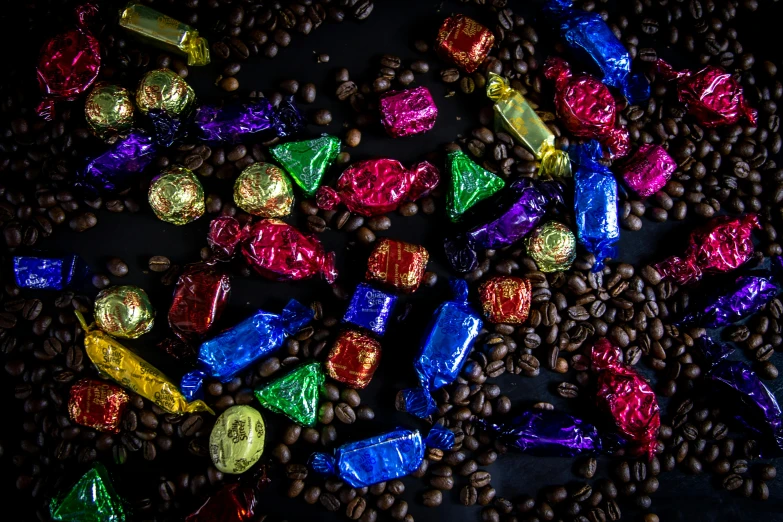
[577,457,597,478]
[148,256,170,272]
[470,470,491,488]
[441,68,459,83]
[304,485,321,504]
[556,382,579,399]
[313,109,333,125]
[461,485,478,506]
[421,489,442,507]
[723,473,743,490]
[335,402,356,424]
[321,492,340,512]
[106,257,128,277]
[376,493,395,510]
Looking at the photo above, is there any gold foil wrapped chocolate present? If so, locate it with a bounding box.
[209,405,266,474]
[525,221,576,273]
[119,3,210,66]
[94,285,155,339]
[148,166,205,225]
[486,73,571,178]
[85,82,134,139]
[233,163,294,218]
[135,68,196,116]
[75,311,214,415]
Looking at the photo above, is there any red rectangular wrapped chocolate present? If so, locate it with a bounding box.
[169,263,231,344]
[366,238,429,292]
[479,276,532,324]
[325,330,382,389]
[436,15,495,73]
[68,378,129,433]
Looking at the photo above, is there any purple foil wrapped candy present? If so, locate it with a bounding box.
[619,144,676,199]
[75,131,157,196]
[477,410,606,457]
[444,178,565,273]
[679,273,780,328]
[193,96,305,143]
[695,336,735,369]
[379,86,438,138]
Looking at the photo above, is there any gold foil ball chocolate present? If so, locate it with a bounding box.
[148,166,205,225]
[135,68,195,116]
[233,163,294,218]
[525,221,576,273]
[94,285,155,339]
[209,405,266,474]
[85,82,135,139]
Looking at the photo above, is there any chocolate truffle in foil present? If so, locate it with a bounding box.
[84,82,134,140]
[233,163,294,218]
[94,285,155,339]
[148,166,205,225]
[525,221,576,272]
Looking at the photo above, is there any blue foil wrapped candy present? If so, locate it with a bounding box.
[13,255,85,290]
[193,96,305,144]
[309,425,455,487]
[397,279,483,418]
[181,300,313,400]
[75,130,158,196]
[572,141,619,272]
[343,283,397,337]
[679,273,780,328]
[542,0,650,104]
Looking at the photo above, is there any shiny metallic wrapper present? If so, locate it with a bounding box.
[525,221,576,273]
[85,82,134,139]
[233,163,294,218]
[209,405,266,474]
[149,166,205,225]
[136,68,195,116]
[94,285,155,339]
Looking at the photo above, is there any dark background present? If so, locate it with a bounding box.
[4,0,783,520]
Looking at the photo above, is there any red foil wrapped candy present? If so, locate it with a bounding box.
[208,215,243,260]
[325,330,382,389]
[478,276,532,324]
[656,59,757,128]
[436,15,495,74]
[36,4,101,120]
[241,219,337,283]
[68,378,129,433]
[366,238,429,293]
[185,482,258,522]
[543,56,630,159]
[169,263,231,344]
[619,144,676,199]
[653,214,760,285]
[379,86,438,138]
[316,159,440,217]
[590,338,660,458]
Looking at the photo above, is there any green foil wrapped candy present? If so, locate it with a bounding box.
[85,82,135,140]
[525,221,577,273]
[446,150,505,221]
[50,463,126,522]
[209,405,266,474]
[233,163,294,218]
[135,68,195,116]
[270,135,341,196]
[149,166,205,225]
[94,285,155,339]
[254,362,323,426]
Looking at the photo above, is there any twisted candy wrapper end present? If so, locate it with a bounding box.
[425,424,456,450]
[622,72,652,106]
[181,370,208,401]
[398,387,438,419]
[539,142,572,178]
[309,452,337,476]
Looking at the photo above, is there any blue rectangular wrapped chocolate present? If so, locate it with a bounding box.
[180,300,313,400]
[397,279,482,418]
[74,131,158,197]
[309,424,454,487]
[192,96,305,144]
[342,282,397,336]
[14,255,83,290]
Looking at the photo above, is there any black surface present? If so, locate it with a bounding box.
[5,0,783,520]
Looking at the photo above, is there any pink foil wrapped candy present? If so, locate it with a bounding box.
[379,86,438,138]
[544,56,630,159]
[619,145,676,198]
[208,216,243,260]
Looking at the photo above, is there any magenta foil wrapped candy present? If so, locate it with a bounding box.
[619,144,676,199]
[379,86,438,138]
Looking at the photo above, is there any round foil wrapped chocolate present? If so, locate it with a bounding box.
[233,163,294,218]
[209,405,266,474]
[525,221,576,273]
[85,82,134,139]
[149,166,205,225]
[135,68,195,116]
[94,285,155,339]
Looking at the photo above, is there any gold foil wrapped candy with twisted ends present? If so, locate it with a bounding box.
[84,82,135,140]
[148,166,205,225]
[94,285,155,339]
[135,68,196,116]
[209,405,266,474]
[233,163,294,218]
[525,221,577,273]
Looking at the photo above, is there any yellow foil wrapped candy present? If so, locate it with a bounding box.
[75,311,214,415]
[135,68,196,116]
[119,3,210,66]
[486,73,571,178]
[209,405,266,474]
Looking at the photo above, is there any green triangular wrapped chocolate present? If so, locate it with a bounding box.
[446,150,505,221]
[254,361,324,426]
[270,135,341,196]
[50,463,126,522]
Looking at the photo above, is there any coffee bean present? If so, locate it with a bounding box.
[422,489,442,507]
[470,470,491,488]
[556,381,579,399]
[345,129,362,148]
[148,256,170,272]
[461,485,478,506]
[577,457,597,479]
[106,257,128,277]
[313,109,332,125]
[723,473,743,490]
[304,485,321,504]
[441,68,459,83]
[22,299,42,321]
[376,493,395,510]
[335,402,356,424]
[320,492,340,512]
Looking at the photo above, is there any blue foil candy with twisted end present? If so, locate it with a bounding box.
[193,96,305,144]
[542,0,650,104]
[14,255,84,290]
[75,131,158,196]
[397,280,482,418]
[343,283,397,337]
[181,300,313,401]
[572,141,618,272]
[309,425,455,487]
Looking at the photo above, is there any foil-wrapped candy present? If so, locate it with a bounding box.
[193,97,305,144]
[525,221,577,273]
[270,135,341,196]
[618,144,676,199]
[84,82,135,140]
[254,362,324,426]
[366,238,429,293]
[76,130,158,196]
[49,464,126,522]
[435,15,494,73]
[479,276,532,324]
[446,149,505,222]
[233,163,294,218]
[379,86,438,138]
[136,68,196,146]
[148,165,206,225]
[93,285,155,339]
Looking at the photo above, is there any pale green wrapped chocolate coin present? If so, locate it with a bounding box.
[270,135,341,196]
[94,285,155,339]
[209,405,266,474]
[149,166,205,225]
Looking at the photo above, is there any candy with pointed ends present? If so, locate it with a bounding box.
[270,135,341,196]
[49,464,126,522]
[379,86,438,138]
[619,144,676,199]
[119,3,210,66]
[446,150,505,221]
[68,379,129,433]
[254,362,324,426]
[486,73,571,178]
[366,238,429,293]
[208,216,242,259]
[209,406,266,474]
[169,263,231,344]
[436,15,494,73]
[194,97,305,143]
[75,311,214,415]
[148,166,205,225]
[181,300,313,401]
[652,214,760,285]
[572,141,619,272]
[136,68,196,146]
[342,282,397,336]
[85,82,135,140]
[13,255,83,290]
[309,425,455,487]
[479,276,532,324]
[695,336,735,370]
[94,285,155,339]
[234,163,294,218]
[525,221,576,273]
[325,330,382,389]
[185,482,259,522]
[76,131,158,196]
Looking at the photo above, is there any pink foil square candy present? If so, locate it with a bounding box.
[379,86,438,138]
[620,145,676,198]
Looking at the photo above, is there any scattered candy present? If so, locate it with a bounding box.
[436,15,494,73]
[342,282,397,336]
[50,463,126,522]
[168,263,231,344]
[366,238,429,293]
[84,82,135,140]
[618,144,676,199]
[234,163,294,218]
[325,330,382,389]
[94,285,155,339]
[525,221,577,273]
[254,362,324,426]
[309,425,455,487]
[653,214,761,285]
[695,336,736,370]
[181,300,313,400]
[270,135,341,196]
[479,275,533,324]
[194,97,305,144]
[13,255,83,290]
[76,130,158,196]
[148,165,205,225]
[119,3,210,66]
[68,378,129,434]
[379,86,438,138]
[446,149,505,221]
[398,280,482,418]
[209,405,266,474]
[208,215,243,259]
[136,68,196,146]
[185,482,259,522]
